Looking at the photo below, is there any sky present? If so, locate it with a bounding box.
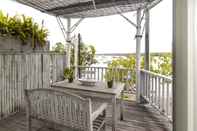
[0,0,172,54]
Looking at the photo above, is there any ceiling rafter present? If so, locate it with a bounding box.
[46,0,148,15]
[15,0,160,18]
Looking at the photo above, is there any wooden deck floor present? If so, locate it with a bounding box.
[0,101,172,131]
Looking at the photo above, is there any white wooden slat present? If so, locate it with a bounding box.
[166,82,170,116]
[142,72,144,97]
[2,55,5,117]
[162,78,165,112]
[0,55,3,118]
[3,55,6,117]
[0,55,2,119]
[5,55,8,117]
[15,55,19,112]
[11,55,14,114]
[147,74,150,100]
[158,77,161,109]
[20,55,25,110]
[155,76,158,106]
[0,56,1,117]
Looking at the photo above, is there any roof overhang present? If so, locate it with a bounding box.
[15,0,162,18]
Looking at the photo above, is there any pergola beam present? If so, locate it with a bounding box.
[56,16,67,43]
[119,13,137,28]
[140,10,145,24]
[146,0,163,10]
[56,17,84,68]
[70,18,84,33]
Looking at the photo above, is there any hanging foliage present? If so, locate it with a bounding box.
[0,11,48,48]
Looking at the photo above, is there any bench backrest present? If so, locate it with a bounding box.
[24,88,93,131]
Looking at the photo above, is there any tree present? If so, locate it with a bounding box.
[52,42,97,66]
[150,53,172,76]
[107,56,143,85]
[74,43,97,66]
[106,53,172,85]
[52,42,65,53]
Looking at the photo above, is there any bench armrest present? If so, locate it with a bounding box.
[92,102,108,121]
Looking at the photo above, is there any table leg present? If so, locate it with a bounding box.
[112,96,116,131]
[120,91,124,121]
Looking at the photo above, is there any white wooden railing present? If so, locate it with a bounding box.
[77,66,132,82]
[76,67,173,121]
[140,69,173,121]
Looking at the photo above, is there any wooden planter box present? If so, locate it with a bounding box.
[0,36,49,52]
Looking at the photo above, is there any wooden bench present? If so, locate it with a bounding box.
[24,88,108,131]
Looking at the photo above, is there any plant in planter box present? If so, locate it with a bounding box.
[0,11,48,48]
[64,67,74,83]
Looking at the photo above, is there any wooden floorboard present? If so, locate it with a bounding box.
[0,101,172,131]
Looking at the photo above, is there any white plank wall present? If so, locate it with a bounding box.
[0,52,66,120]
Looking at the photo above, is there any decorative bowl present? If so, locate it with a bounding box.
[78,79,97,86]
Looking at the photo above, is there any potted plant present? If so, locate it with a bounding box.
[105,71,114,88]
[64,67,74,83]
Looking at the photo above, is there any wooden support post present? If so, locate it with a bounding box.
[145,9,150,70]
[74,35,78,79]
[66,18,71,68]
[78,34,81,78]
[136,9,142,103]
[144,9,150,103]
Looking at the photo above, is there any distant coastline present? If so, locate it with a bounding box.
[93,52,172,67]
[95,52,171,57]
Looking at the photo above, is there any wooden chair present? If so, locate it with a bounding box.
[24,88,107,131]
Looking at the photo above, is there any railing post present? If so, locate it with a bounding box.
[158,77,161,109]
[162,78,165,113]
[140,71,144,98]
[166,81,170,116]
[155,76,158,106]
[151,75,154,103]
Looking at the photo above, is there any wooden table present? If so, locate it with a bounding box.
[52,80,125,131]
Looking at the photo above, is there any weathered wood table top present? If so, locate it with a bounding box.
[52,80,124,96]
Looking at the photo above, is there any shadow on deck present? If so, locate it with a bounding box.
[0,101,172,131]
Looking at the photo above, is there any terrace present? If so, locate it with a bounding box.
[0,53,172,130]
[1,0,189,131]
